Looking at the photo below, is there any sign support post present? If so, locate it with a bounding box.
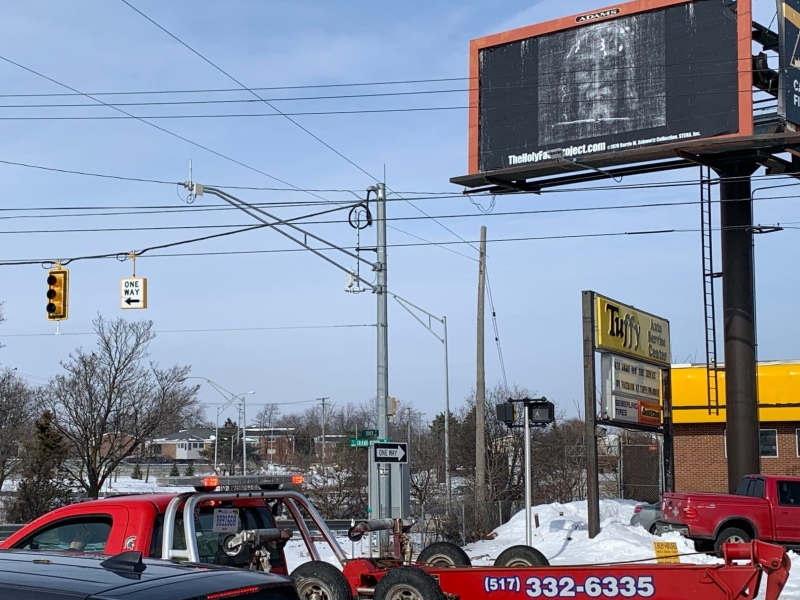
[523,402,532,546]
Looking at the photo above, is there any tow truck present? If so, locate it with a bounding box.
[0,475,793,600]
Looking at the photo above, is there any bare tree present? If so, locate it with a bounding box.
[43,316,199,497]
[0,368,36,491]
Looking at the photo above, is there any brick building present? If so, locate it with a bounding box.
[672,361,800,492]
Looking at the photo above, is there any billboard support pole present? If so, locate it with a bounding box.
[717,163,760,493]
[582,291,600,538]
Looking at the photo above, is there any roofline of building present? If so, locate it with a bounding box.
[672,359,800,369]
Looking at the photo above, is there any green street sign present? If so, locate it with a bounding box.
[350,437,390,448]
[360,429,380,439]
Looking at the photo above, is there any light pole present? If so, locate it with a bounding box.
[390,293,452,509]
[183,376,254,474]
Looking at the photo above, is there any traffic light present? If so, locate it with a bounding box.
[46,268,68,321]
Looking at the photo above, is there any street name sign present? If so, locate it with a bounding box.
[373,442,408,464]
[360,429,379,439]
[120,277,148,310]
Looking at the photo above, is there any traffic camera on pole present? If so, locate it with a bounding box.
[46,267,68,321]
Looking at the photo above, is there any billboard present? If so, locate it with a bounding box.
[467,0,753,175]
[778,0,800,127]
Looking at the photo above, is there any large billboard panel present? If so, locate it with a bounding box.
[468,0,753,175]
[778,0,800,127]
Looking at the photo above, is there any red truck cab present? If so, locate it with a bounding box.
[0,480,291,575]
[661,474,800,554]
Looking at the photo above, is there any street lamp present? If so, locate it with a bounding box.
[183,376,254,474]
[390,293,452,509]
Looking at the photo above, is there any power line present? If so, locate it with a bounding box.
[0,323,374,338]
[0,53,778,99]
[0,93,760,120]
[484,269,508,389]
[0,56,464,260]
[0,156,795,200]
[7,189,800,226]
[120,0,378,183]
[0,68,776,109]
[1,221,789,267]
[0,195,770,223]
[0,54,335,193]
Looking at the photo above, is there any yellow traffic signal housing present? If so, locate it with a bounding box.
[46,268,68,321]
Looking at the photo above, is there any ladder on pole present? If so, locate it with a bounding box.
[700,166,721,415]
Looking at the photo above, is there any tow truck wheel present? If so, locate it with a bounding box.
[374,566,446,600]
[714,527,751,557]
[291,561,352,600]
[493,545,550,567]
[416,542,471,567]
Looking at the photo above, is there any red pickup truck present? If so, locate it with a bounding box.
[0,475,321,576]
[661,474,800,554]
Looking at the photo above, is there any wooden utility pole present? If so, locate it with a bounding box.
[476,226,487,506]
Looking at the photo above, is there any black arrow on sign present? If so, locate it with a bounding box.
[125,297,140,305]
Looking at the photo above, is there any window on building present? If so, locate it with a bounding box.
[724,429,779,458]
[795,429,800,457]
[761,430,778,458]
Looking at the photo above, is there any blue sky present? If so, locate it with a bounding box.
[0,0,795,427]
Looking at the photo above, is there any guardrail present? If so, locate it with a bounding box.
[0,519,355,542]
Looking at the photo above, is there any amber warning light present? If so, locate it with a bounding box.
[292,475,304,485]
[194,477,219,492]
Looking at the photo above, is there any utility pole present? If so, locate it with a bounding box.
[319,397,330,464]
[375,182,392,541]
[476,225,487,508]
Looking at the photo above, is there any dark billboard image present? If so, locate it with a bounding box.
[778,0,800,127]
[475,0,741,173]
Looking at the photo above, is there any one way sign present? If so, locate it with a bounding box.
[120,277,148,310]
[373,442,408,464]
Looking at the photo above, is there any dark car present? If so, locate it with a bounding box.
[0,549,299,600]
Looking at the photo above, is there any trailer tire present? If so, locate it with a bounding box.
[416,542,471,567]
[494,545,550,567]
[714,527,751,556]
[291,561,352,600]
[374,566,446,600]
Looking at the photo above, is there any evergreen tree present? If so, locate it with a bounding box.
[169,461,180,477]
[184,462,195,476]
[131,463,143,480]
[4,411,73,523]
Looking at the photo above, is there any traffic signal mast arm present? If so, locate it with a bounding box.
[184,182,377,291]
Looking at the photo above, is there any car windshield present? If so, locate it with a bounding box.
[151,504,282,569]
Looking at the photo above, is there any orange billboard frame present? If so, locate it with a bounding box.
[467,0,754,175]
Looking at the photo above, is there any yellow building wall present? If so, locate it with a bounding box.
[671,361,800,424]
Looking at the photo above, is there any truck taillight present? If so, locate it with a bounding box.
[634,505,643,514]
[683,507,698,519]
